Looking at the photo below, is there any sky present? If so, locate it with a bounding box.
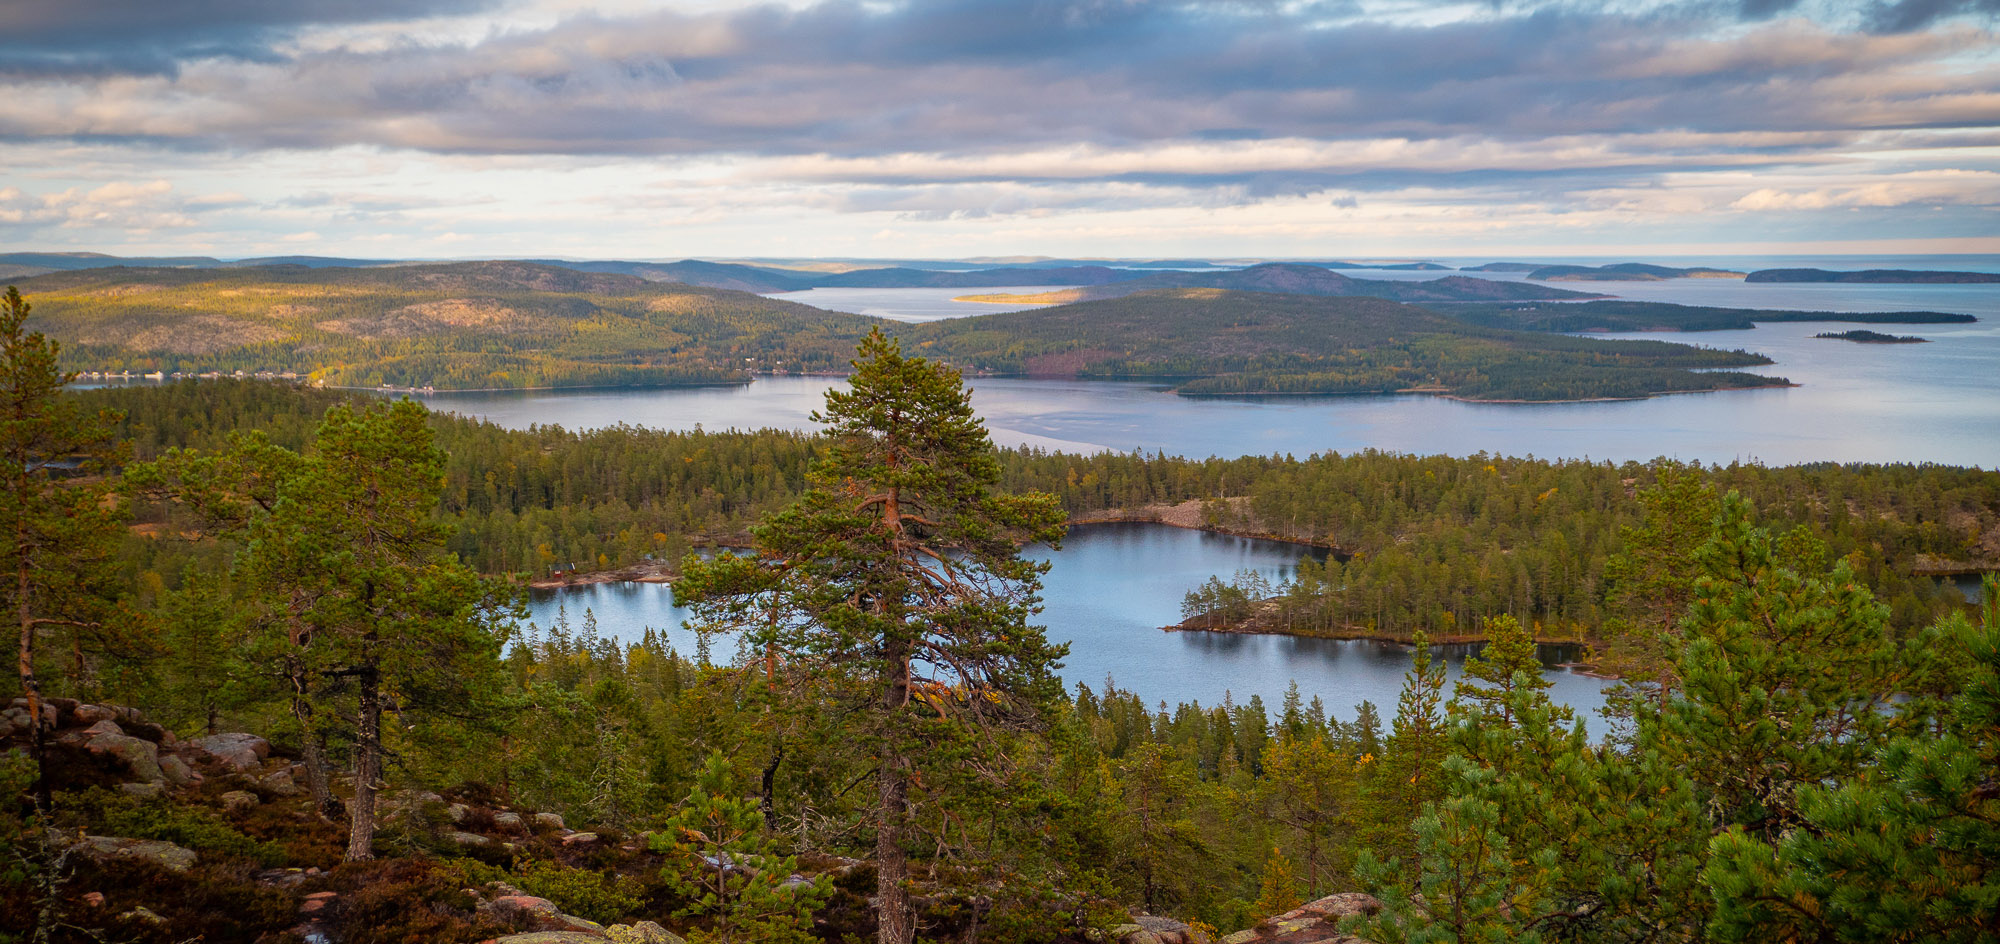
[1,0,1998,260]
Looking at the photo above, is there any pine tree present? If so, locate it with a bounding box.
[242,400,518,860]
[1705,577,2000,943]
[655,752,829,944]
[1451,614,1561,728]
[673,329,1066,944]
[0,287,126,800]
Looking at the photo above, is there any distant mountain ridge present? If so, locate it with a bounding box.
[956,263,1602,304]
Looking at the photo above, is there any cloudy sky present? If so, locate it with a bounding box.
[2,0,1997,259]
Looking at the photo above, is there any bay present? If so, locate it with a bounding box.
[527,522,1614,725]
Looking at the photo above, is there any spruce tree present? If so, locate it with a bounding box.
[674,329,1066,944]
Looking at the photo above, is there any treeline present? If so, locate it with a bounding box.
[95,381,1989,645]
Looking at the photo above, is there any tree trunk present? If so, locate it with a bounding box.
[18,556,49,806]
[876,748,914,944]
[346,662,382,861]
[287,656,341,820]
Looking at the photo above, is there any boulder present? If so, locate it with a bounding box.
[72,704,118,726]
[560,831,599,847]
[1135,915,1210,944]
[447,803,471,824]
[187,733,269,772]
[532,812,566,831]
[117,782,163,799]
[1223,893,1381,944]
[1110,927,1164,944]
[450,831,494,847]
[559,915,607,934]
[85,733,164,783]
[80,719,123,737]
[490,895,561,920]
[606,921,683,944]
[222,790,260,813]
[79,836,198,873]
[159,753,198,787]
[493,811,524,830]
[493,934,607,944]
[260,767,300,796]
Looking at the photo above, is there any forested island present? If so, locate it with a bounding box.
[1747,268,2000,283]
[1815,329,1929,343]
[5,282,1999,943]
[1440,299,1975,332]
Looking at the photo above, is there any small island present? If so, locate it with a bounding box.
[1815,329,1929,343]
[1748,268,2000,283]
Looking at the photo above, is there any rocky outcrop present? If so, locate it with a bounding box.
[76,836,199,873]
[1112,914,1215,944]
[188,732,271,771]
[1218,893,1381,944]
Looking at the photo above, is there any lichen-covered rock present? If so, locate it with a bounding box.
[490,895,561,919]
[492,934,607,944]
[531,811,566,831]
[560,831,600,847]
[558,914,607,934]
[187,732,270,771]
[605,921,683,944]
[159,753,198,786]
[79,836,198,872]
[1134,915,1209,944]
[450,830,494,847]
[493,811,524,830]
[260,767,300,795]
[85,733,164,783]
[221,790,259,812]
[72,704,118,726]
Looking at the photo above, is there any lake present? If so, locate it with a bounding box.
[428,310,2000,466]
[529,522,1614,725]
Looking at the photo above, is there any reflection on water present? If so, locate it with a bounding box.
[526,522,1615,728]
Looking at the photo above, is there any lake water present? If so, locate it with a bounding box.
[528,522,1614,724]
[428,308,2000,466]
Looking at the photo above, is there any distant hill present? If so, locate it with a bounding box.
[1436,300,1977,332]
[1459,262,1542,272]
[1746,268,2000,283]
[0,251,224,270]
[955,264,1601,304]
[908,288,1785,401]
[15,262,877,390]
[522,259,816,293]
[1527,263,1744,281]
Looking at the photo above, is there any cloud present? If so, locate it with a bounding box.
[0,179,199,231]
[0,0,498,76]
[1867,0,2000,32]
[1,1,1993,162]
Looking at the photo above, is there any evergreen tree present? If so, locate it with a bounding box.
[0,287,127,799]
[243,400,518,859]
[1705,577,2000,943]
[1451,614,1560,728]
[655,752,830,944]
[674,329,1067,944]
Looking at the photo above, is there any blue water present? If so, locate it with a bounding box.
[528,522,1613,724]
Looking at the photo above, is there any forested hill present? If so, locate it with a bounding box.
[905,288,1787,400]
[14,261,880,389]
[955,263,1601,304]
